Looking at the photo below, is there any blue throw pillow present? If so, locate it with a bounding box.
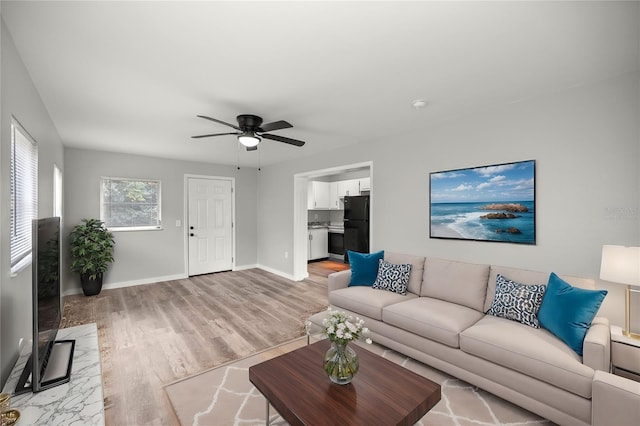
[348,250,384,287]
[538,272,607,356]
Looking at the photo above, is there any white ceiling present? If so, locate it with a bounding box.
[2,1,638,168]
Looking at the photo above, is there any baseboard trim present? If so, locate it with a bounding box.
[233,264,258,271]
[63,273,188,296]
[256,264,297,281]
[62,266,302,296]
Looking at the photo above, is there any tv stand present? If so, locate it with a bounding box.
[2,324,104,424]
[14,339,75,395]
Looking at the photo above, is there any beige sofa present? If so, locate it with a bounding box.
[308,252,640,426]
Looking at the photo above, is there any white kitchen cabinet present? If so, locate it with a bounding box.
[359,177,371,192]
[311,178,368,210]
[329,182,340,209]
[308,228,329,260]
[308,181,331,209]
[337,179,360,197]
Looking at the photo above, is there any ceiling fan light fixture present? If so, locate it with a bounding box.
[194,114,305,147]
[238,132,261,147]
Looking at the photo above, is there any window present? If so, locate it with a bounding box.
[100,177,161,231]
[10,118,38,273]
[53,164,63,218]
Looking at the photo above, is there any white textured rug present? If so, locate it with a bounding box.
[165,337,553,426]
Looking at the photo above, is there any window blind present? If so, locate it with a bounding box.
[10,120,38,271]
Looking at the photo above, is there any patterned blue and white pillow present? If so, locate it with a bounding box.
[486,274,547,328]
[372,260,412,295]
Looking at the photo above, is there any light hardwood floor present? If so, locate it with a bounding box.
[61,267,330,425]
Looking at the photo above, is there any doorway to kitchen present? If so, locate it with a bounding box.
[292,161,373,281]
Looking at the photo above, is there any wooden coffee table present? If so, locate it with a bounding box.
[249,339,441,425]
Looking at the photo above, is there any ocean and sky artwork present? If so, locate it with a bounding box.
[430,160,536,244]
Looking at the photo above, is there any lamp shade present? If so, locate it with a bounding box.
[600,245,640,285]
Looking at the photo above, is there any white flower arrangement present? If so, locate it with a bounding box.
[319,308,372,346]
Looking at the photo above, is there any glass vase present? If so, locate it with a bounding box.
[324,341,359,385]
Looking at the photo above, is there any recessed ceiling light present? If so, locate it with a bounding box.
[412,99,428,109]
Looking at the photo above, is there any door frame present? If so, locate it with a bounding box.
[292,161,373,281]
[183,174,236,276]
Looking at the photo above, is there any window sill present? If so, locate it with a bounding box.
[107,226,164,232]
[10,253,32,277]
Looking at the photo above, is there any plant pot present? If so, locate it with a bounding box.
[81,273,103,296]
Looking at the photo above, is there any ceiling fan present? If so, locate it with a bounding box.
[192,114,306,151]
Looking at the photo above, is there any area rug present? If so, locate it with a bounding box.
[165,337,553,426]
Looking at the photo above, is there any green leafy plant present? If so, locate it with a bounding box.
[69,219,115,280]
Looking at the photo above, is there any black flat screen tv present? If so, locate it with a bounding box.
[15,217,75,394]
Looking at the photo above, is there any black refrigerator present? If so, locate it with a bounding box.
[343,195,370,263]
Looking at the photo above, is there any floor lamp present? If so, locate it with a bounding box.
[600,245,640,339]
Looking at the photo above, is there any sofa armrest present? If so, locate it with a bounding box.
[328,270,351,293]
[583,316,610,371]
[592,370,640,426]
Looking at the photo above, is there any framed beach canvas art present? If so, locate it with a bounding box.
[430,160,536,244]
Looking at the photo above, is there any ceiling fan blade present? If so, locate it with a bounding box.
[191,132,239,139]
[196,115,240,130]
[259,120,293,133]
[262,133,305,147]
[246,146,258,151]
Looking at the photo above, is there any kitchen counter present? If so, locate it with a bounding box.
[308,221,330,229]
[308,223,344,232]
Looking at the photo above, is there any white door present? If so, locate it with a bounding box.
[188,178,233,275]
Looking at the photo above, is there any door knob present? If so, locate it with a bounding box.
[190,226,194,230]
[190,233,194,237]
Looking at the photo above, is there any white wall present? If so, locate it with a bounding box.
[257,72,640,327]
[63,148,258,294]
[1,20,65,385]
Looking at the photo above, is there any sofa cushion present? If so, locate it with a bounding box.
[348,250,384,287]
[329,287,417,321]
[486,274,546,328]
[384,252,425,295]
[460,315,595,398]
[372,259,412,295]
[383,298,484,348]
[538,273,607,356]
[421,257,490,312]
[484,265,596,312]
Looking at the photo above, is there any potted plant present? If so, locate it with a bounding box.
[69,218,115,296]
